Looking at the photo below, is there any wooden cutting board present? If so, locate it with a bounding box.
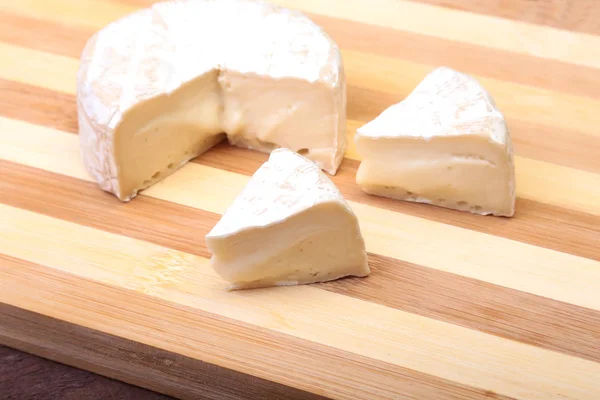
[1,0,600,399]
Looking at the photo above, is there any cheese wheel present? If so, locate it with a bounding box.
[77,0,346,201]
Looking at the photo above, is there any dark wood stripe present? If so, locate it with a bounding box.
[347,85,600,173]
[404,0,600,36]
[505,120,600,173]
[1,80,598,256]
[3,12,600,174]
[1,9,600,101]
[198,145,600,259]
[3,76,600,175]
[0,79,78,134]
[0,287,326,400]
[129,0,600,99]
[1,95,598,258]
[2,160,600,364]
[0,344,173,400]
[321,253,600,365]
[0,12,89,57]
[309,14,600,100]
[0,255,515,400]
[0,159,210,257]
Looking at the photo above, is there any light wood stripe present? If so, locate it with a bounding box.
[0,80,79,134]
[3,0,600,135]
[2,118,599,313]
[4,17,600,140]
[0,299,331,400]
[3,0,598,396]
[0,12,90,60]
[0,43,77,94]
[0,160,213,257]
[2,11,598,176]
[3,13,600,161]
[4,4,594,216]
[511,158,600,217]
[342,50,600,139]
[0,256,519,400]
[3,68,599,216]
[0,0,136,28]
[200,145,600,259]
[350,203,600,313]
[4,158,600,364]
[2,43,600,213]
[3,37,600,151]
[4,77,599,176]
[344,120,600,217]
[310,14,600,100]
[491,120,600,174]
[405,0,600,36]
[3,85,596,261]
[4,10,600,102]
[2,204,600,400]
[269,0,600,70]
[6,0,600,71]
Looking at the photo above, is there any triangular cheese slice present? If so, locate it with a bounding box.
[205,148,369,290]
[355,67,516,217]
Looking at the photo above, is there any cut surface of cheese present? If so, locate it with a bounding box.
[354,67,516,217]
[77,0,346,201]
[205,148,369,290]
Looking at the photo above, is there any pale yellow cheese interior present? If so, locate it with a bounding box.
[112,70,341,201]
[206,202,370,290]
[355,135,514,216]
[220,71,342,168]
[114,70,225,199]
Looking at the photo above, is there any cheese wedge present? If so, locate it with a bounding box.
[205,148,369,290]
[354,67,516,217]
[77,0,346,202]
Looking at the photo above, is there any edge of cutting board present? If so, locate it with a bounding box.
[0,303,329,400]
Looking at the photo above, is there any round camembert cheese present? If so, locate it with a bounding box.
[77,0,346,201]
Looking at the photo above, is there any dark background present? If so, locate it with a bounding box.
[0,346,172,400]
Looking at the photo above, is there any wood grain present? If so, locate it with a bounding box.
[341,51,600,139]
[2,0,600,398]
[201,146,600,249]
[3,159,600,365]
[0,79,79,134]
[3,205,600,400]
[0,11,89,58]
[345,85,600,172]
[2,121,599,313]
[199,147,600,260]
[406,0,600,36]
[7,0,598,69]
[3,38,600,184]
[0,344,173,400]
[269,0,600,69]
[1,87,598,260]
[3,10,600,100]
[3,13,600,139]
[0,299,327,400]
[3,56,600,214]
[3,10,600,134]
[3,77,599,175]
[0,255,522,400]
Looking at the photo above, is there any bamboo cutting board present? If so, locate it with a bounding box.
[1,0,600,399]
